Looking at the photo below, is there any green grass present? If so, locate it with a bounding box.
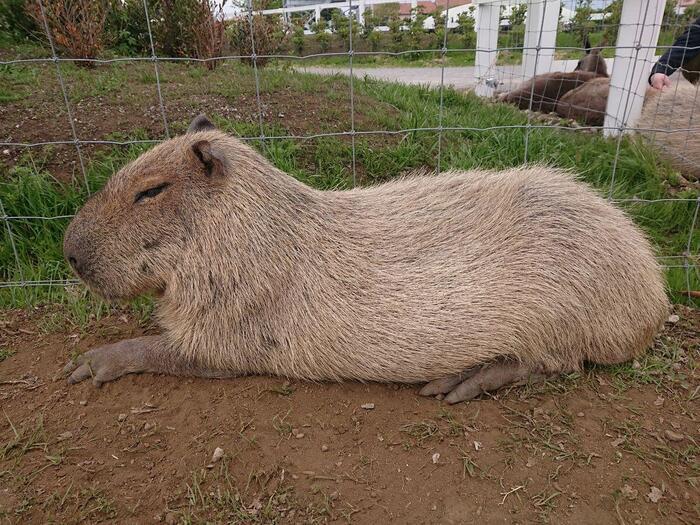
[0,64,39,104]
[0,65,698,310]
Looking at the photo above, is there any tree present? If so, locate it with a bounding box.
[572,0,593,44]
[510,3,527,28]
[456,10,475,49]
[602,0,622,45]
[292,23,304,55]
[312,18,330,52]
[388,14,403,52]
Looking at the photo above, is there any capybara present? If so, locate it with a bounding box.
[637,83,700,181]
[554,79,699,181]
[499,47,608,114]
[555,76,610,126]
[62,115,669,404]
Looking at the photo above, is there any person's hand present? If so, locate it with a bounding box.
[650,73,671,91]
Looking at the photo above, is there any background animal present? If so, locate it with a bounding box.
[62,116,669,404]
[638,83,700,181]
[554,78,698,181]
[498,43,608,114]
[555,77,611,126]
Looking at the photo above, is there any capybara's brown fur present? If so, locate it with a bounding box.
[555,76,610,126]
[63,116,669,392]
[574,48,609,77]
[499,48,608,114]
[498,70,602,114]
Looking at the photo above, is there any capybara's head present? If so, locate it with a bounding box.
[64,115,231,301]
[574,48,608,77]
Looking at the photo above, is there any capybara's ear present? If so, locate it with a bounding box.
[191,140,225,179]
[187,114,216,134]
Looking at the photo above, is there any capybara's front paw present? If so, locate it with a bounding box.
[63,338,150,387]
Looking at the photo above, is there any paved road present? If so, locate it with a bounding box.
[298,58,615,90]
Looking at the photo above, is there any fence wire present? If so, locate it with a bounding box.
[0,0,698,301]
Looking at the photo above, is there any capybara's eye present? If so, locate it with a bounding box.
[134,183,170,204]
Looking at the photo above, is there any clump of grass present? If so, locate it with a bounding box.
[0,348,16,362]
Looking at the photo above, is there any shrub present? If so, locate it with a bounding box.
[456,11,475,49]
[104,0,153,56]
[26,0,107,65]
[388,14,403,52]
[228,8,282,67]
[292,23,304,55]
[367,29,381,51]
[0,0,38,42]
[313,19,330,53]
[190,1,227,69]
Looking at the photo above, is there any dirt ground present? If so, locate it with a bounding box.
[0,304,698,524]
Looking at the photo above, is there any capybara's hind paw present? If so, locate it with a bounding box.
[63,338,151,387]
[419,362,548,404]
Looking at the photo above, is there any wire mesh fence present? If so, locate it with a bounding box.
[0,0,698,304]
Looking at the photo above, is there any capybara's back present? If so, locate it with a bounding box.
[555,77,610,126]
[638,83,700,180]
[329,167,668,382]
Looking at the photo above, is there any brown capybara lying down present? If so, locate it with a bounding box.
[554,76,611,126]
[498,48,609,114]
[62,115,668,404]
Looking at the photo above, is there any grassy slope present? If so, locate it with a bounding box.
[0,60,698,313]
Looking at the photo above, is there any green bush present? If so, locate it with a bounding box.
[0,0,37,43]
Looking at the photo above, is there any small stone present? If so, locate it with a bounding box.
[647,486,663,503]
[295,432,305,439]
[473,441,482,451]
[435,393,445,400]
[577,412,584,417]
[621,484,638,500]
[211,447,224,463]
[632,360,641,370]
[667,314,680,324]
[432,452,440,464]
[164,512,178,524]
[57,431,73,441]
[117,413,127,422]
[321,444,329,452]
[526,458,536,468]
[2,149,10,155]
[664,430,684,442]
[611,436,626,448]
[144,422,155,432]
[79,400,87,406]
[653,396,665,407]
[361,403,375,410]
